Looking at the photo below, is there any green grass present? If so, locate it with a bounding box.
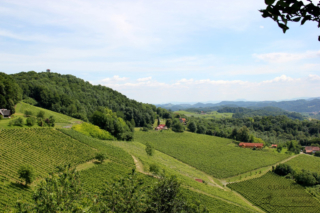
[228,172,320,213]
[134,131,290,178]
[109,141,257,212]
[175,110,233,119]
[285,154,320,173]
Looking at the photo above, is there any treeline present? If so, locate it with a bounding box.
[217,106,305,120]
[11,71,157,127]
[185,115,320,146]
[0,72,22,114]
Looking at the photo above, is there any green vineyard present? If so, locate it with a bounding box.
[0,128,96,181]
[285,154,320,174]
[228,172,320,213]
[135,131,290,178]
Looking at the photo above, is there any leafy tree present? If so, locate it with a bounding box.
[172,119,185,133]
[146,142,154,156]
[0,72,22,114]
[196,124,207,134]
[18,165,35,186]
[45,116,55,127]
[295,170,317,186]
[0,114,2,120]
[13,117,24,127]
[237,126,250,142]
[95,153,107,163]
[37,110,45,119]
[277,145,283,153]
[24,110,33,117]
[260,0,320,41]
[149,164,160,175]
[26,117,36,126]
[165,119,172,128]
[188,122,197,132]
[274,163,293,176]
[37,118,44,127]
[315,151,320,157]
[157,118,160,126]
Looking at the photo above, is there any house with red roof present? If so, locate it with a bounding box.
[304,146,320,154]
[239,142,264,149]
[271,144,278,148]
[179,118,186,124]
[155,124,167,130]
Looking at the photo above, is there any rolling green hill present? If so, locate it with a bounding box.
[175,110,233,119]
[285,154,320,174]
[135,130,290,178]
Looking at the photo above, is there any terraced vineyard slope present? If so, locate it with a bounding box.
[285,154,320,173]
[228,172,320,213]
[135,130,290,178]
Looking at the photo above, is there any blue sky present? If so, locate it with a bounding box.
[0,0,319,104]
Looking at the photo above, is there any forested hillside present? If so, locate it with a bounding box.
[217,106,305,120]
[0,73,22,114]
[11,71,156,126]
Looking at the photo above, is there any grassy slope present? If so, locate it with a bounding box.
[109,141,257,212]
[175,110,233,119]
[135,130,290,178]
[228,172,320,213]
[285,154,320,173]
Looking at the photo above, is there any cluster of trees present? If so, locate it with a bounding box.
[17,166,208,212]
[217,106,305,120]
[12,71,156,127]
[0,72,22,114]
[185,115,320,146]
[91,107,134,141]
[273,164,320,187]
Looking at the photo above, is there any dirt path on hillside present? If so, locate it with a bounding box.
[221,154,301,185]
[184,186,264,213]
[132,155,148,175]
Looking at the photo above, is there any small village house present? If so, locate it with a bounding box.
[271,144,278,148]
[0,109,11,118]
[179,118,186,124]
[304,146,320,154]
[155,124,167,130]
[239,142,264,149]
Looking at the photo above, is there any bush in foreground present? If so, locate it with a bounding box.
[18,165,35,186]
[273,164,293,176]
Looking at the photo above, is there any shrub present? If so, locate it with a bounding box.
[18,165,35,186]
[274,164,293,176]
[294,170,317,186]
[145,142,154,156]
[26,117,36,126]
[24,110,33,117]
[142,127,149,132]
[315,151,320,157]
[37,110,45,119]
[95,153,107,163]
[149,164,159,174]
[72,123,113,140]
[13,117,24,127]
[172,119,184,133]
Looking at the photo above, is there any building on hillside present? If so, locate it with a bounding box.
[0,109,11,118]
[179,118,186,124]
[195,179,203,183]
[239,142,264,149]
[46,69,51,72]
[155,124,167,130]
[304,146,320,154]
[271,144,278,148]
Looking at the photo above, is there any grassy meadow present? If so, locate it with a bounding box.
[228,172,320,213]
[135,130,290,178]
[175,110,233,119]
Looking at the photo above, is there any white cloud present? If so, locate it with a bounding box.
[253,51,320,63]
[101,75,128,82]
[100,75,320,103]
[137,77,152,81]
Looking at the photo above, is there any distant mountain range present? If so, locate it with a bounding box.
[156,97,320,113]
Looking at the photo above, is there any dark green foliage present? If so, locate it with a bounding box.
[188,122,197,132]
[149,164,160,175]
[36,110,45,119]
[13,117,24,127]
[315,151,320,157]
[286,140,301,154]
[273,164,293,176]
[171,119,184,133]
[0,72,22,114]
[95,153,107,163]
[26,117,36,126]
[165,119,172,128]
[23,97,38,105]
[44,116,55,127]
[0,114,2,120]
[236,126,250,142]
[18,165,35,186]
[260,0,320,41]
[91,108,133,140]
[146,142,154,156]
[24,110,33,117]
[12,71,156,126]
[37,118,44,127]
[294,170,317,186]
[142,127,149,132]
